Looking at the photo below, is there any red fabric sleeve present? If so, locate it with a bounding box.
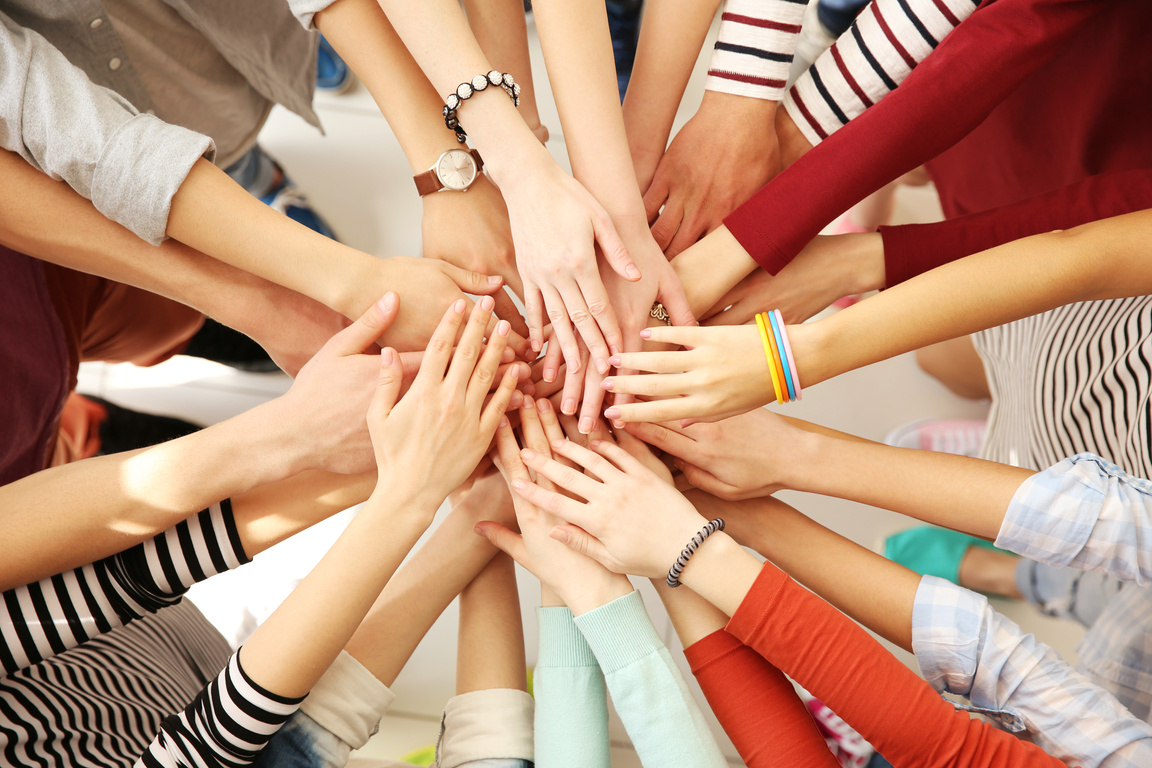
[725,563,1073,768]
[685,629,838,768]
[879,168,1152,287]
[721,0,1114,275]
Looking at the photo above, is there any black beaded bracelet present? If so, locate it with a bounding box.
[442,70,521,143]
[666,518,725,588]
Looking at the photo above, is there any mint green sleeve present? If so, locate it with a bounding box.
[534,606,611,768]
[574,591,727,768]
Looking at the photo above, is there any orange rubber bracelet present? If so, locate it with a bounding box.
[763,311,789,402]
[756,312,784,404]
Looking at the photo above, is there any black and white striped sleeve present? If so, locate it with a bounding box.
[0,501,249,675]
[784,0,976,142]
[706,0,808,101]
[136,650,304,768]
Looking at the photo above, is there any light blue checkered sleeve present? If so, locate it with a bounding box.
[998,453,1152,585]
[912,576,1152,768]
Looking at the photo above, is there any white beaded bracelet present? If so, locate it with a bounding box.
[443,70,521,143]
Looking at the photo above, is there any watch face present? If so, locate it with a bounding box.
[436,149,477,191]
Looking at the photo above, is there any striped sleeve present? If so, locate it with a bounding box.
[706,0,808,101]
[136,651,304,768]
[783,0,976,143]
[0,501,248,676]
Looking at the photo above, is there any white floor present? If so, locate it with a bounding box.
[76,12,1085,767]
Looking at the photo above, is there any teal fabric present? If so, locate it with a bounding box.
[884,525,1004,584]
[573,592,727,768]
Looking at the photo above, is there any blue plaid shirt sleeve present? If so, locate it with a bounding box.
[998,453,1152,585]
[912,576,1152,767]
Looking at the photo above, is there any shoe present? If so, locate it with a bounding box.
[260,160,338,241]
[606,0,643,100]
[883,526,1001,584]
[182,318,280,373]
[316,35,355,93]
[84,395,202,455]
[885,418,986,457]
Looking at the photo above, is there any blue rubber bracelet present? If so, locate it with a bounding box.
[768,310,796,402]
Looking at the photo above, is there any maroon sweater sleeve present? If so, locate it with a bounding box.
[725,562,1072,768]
[722,0,1115,275]
[880,168,1152,287]
[684,629,838,768]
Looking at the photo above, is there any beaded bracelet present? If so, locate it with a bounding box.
[767,310,796,402]
[667,518,725,588]
[775,309,803,401]
[443,70,521,143]
[755,312,784,404]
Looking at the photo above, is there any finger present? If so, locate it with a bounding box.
[518,397,551,458]
[702,300,758,327]
[577,277,623,362]
[642,174,670,225]
[603,397,700,424]
[467,318,510,407]
[494,415,530,484]
[636,324,706,349]
[446,295,496,391]
[606,350,691,375]
[549,524,616,571]
[522,280,546,354]
[330,292,400,356]
[489,288,531,350]
[558,352,587,419]
[657,278,697,328]
[578,366,607,435]
[519,447,600,500]
[592,211,641,282]
[546,439,629,484]
[557,282,612,373]
[509,476,584,520]
[473,521,528,563]
[541,284,582,377]
[367,347,404,422]
[623,421,700,460]
[650,202,683,253]
[443,262,507,298]
[680,461,744,500]
[535,398,577,463]
[665,214,705,260]
[415,299,467,383]
[603,372,691,398]
[586,437,653,479]
[613,427,658,465]
[480,366,521,436]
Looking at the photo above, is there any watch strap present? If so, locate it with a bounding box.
[413,149,484,197]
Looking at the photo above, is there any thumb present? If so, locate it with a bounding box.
[333,292,400,356]
[474,521,527,562]
[592,212,641,282]
[657,277,698,327]
[446,263,505,296]
[368,347,404,422]
[550,524,616,572]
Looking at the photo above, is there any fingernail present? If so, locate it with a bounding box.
[604,407,621,419]
[579,417,593,434]
[474,525,485,536]
[595,357,609,375]
[480,295,494,311]
[551,528,571,544]
[523,396,535,411]
[520,448,537,461]
[590,439,602,448]
[569,356,581,374]
[497,320,510,337]
[625,264,641,280]
[522,381,536,396]
[543,368,556,383]
[501,347,514,362]
[508,392,522,408]
[378,292,397,313]
[601,378,614,391]
[488,275,503,285]
[454,299,466,314]
[608,355,621,367]
[550,440,566,451]
[640,328,652,339]
[673,458,684,469]
[512,479,527,491]
[380,348,395,366]
[562,399,577,415]
[538,398,552,413]
[532,337,542,352]
[500,415,510,427]
[613,419,625,429]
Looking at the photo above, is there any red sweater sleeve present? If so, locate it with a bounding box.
[722,0,1114,275]
[880,168,1152,286]
[684,629,838,768]
[725,562,1072,768]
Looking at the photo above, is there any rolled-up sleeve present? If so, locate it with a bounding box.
[0,10,213,245]
[913,576,1152,768]
[998,453,1152,586]
[284,0,339,30]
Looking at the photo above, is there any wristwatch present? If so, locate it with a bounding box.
[413,148,484,196]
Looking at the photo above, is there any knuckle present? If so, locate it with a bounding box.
[586,298,609,318]
[430,338,452,355]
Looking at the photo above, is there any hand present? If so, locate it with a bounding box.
[625,409,799,500]
[421,174,525,298]
[510,437,707,580]
[368,296,520,506]
[476,397,632,614]
[357,255,530,358]
[251,285,349,377]
[601,324,773,424]
[645,92,781,259]
[276,292,401,475]
[702,234,885,326]
[500,159,641,375]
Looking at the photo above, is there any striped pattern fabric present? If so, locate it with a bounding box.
[138,652,303,768]
[783,0,976,142]
[0,502,247,676]
[706,0,808,100]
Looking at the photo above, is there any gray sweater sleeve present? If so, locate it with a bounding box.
[0,9,214,245]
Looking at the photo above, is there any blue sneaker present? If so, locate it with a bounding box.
[260,162,338,241]
[316,35,354,93]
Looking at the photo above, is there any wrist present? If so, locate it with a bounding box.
[786,315,832,390]
[842,233,886,293]
[677,532,761,617]
[242,398,322,481]
[562,576,634,617]
[674,225,758,317]
[700,89,778,123]
[775,104,813,169]
[363,483,442,529]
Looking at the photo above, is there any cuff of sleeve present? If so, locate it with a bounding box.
[877,223,921,288]
[284,0,339,29]
[910,576,985,697]
[782,87,833,145]
[299,650,395,750]
[91,114,214,246]
[573,591,663,674]
[437,689,534,768]
[684,628,745,675]
[536,606,599,668]
[725,561,790,647]
[997,455,1106,566]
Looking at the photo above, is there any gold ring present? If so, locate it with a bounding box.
[650,301,672,326]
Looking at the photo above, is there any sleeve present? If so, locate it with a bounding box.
[684,628,838,768]
[912,576,1152,768]
[534,606,611,768]
[436,688,535,768]
[722,0,1116,275]
[878,168,1152,286]
[783,0,976,144]
[996,454,1152,586]
[283,0,340,30]
[705,0,808,101]
[725,561,1071,768]
[573,591,727,768]
[135,650,305,768]
[0,10,215,245]
[0,501,249,676]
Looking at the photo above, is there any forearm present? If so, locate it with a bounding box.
[456,551,527,694]
[672,225,759,317]
[462,0,545,134]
